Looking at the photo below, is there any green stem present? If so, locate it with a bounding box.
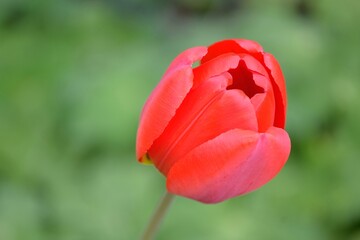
[141,191,175,240]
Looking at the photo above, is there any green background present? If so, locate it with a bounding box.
[0,0,359,239]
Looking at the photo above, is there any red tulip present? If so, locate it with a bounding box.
[136,39,291,203]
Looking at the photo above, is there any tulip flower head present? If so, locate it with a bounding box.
[136,39,291,204]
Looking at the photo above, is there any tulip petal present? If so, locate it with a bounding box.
[250,73,276,132]
[147,74,230,170]
[243,127,290,192]
[237,53,269,77]
[226,54,270,99]
[166,127,290,203]
[225,55,276,132]
[167,129,259,203]
[263,53,287,128]
[149,74,258,174]
[201,39,263,64]
[201,40,244,64]
[136,47,207,161]
[233,39,263,54]
[164,46,208,78]
[193,53,240,87]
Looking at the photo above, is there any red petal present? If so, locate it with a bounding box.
[242,127,290,192]
[149,74,258,174]
[193,53,240,87]
[201,40,244,64]
[201,39,263,64]
[226,54,276,132]
[233,39,263,54]
[263,53,287,128]
[250,73,276,132]
[166,129,260,203]
[238,53,269,77]
[166,127,290,203]
[164,46,208,78]
[136,47,207,161]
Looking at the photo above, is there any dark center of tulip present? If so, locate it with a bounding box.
[227,60,264,98]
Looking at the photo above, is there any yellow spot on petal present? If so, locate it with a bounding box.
[140,153,153,165]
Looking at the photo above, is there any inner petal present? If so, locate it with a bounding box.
[227,60,264,99]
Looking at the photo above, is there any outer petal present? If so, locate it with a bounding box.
[166,127,290,203]
[263,53,287,128]
[136,47,207,161]
[167,129,260,203]
[243,127,290,192]
[201,39,263,64]
[233,39,263,54]
[149,74,258,174]
[164,47,207,78]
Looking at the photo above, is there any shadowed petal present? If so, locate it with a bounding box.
[226,55,276,132]
[166,127,290,203]
[238,53,269,77]
[250,73,276,132]
[263,53,287,128]
[136,47,207,161]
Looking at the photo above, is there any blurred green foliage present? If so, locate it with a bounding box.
[0,0,360,239]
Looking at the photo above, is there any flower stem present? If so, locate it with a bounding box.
[141,191,175,240]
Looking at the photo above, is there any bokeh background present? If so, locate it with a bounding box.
[1,0,360,239]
